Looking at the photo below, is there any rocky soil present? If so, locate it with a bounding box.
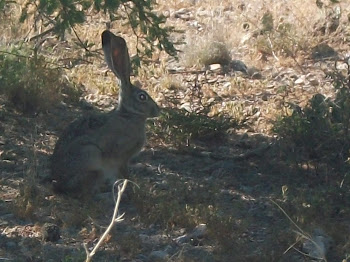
[1,2,350,262]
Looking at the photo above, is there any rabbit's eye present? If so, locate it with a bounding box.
[138,92,148,101]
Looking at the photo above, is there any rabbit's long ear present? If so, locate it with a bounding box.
[102,30,131,86]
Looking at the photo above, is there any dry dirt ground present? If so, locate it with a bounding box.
[1,1,350,262]
[1,69,349,262]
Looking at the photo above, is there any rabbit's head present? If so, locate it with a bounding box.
[102,30,160,118]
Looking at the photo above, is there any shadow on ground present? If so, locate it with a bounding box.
[0,97,349,261]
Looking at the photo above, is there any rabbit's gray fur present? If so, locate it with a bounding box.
[51,30,160,198]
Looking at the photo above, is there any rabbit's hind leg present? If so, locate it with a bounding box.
[58,144,105,197]
[75,145,105,196]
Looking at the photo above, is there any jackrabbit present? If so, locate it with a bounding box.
[51,30,160,198]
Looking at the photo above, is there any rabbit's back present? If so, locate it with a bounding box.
[51,111,146,195]
[52,111,110,155]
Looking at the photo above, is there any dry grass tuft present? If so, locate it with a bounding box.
[181,31,232,68]
[0,45,80,113]
[175,0,350,70]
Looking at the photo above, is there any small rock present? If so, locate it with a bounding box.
[41,223,60,242]
[180,102,192,112]
[187,20,204,31]
[247,67,262,79]
[230,60,248,74]
[223,82,231,89]
[207,97,216,103]
[162,10,170,18]
[174,224,207,245]
[191,224,207,239]
[294,75,306,85]
[208,64,222,72]
[174,234,189,244]
[336,62,348,71]
[207,77,218,83]
[174,8,192,20]
[197,10,211,17]
[302,229,332,260]
[311,43,338,60]
[174,8,189,16]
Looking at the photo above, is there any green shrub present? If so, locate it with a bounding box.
[0,46,76,113]
[255,10,308,58]
[273,60,350,171]
[19,0,176,67]
[149,107,235,147]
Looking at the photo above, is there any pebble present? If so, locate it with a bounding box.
[247,67,262,79]
[208,64,222,72]
[294,75,306,85]
[231,60,248,73]
[174,224,207,244]
[302,229,332,259]
[311,43,337,60]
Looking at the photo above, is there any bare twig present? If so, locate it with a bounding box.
[26,28,55,42]
[167,69,207,75]
[84,180,128,262]
[292,230,328,261]
[270,199,305,234]
[70,25,91,53]
[0,50,74,70]
[271,199,328,262]
[267,36,279,62]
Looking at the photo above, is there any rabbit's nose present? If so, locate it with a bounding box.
[152,105,161,117]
